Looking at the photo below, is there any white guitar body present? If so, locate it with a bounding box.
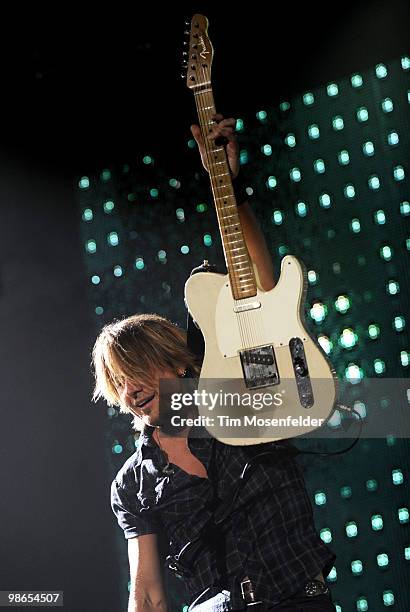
[185,256,338,445]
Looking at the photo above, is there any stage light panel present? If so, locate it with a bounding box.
[82,208,93,221]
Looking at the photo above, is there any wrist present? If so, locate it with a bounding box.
[232,173,252,207]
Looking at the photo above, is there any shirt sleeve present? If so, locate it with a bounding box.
[110,477,160,539]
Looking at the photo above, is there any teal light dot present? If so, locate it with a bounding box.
[335,295,350,313]
[357,597,368,611]
[101,169,111,182]
[285,133,296,147]
[308,270,317,284]
[82,208,93,221]
[314,491,327,505]
[398,507,409,523]
[338,150,350,165]
[319,193,331,208]
[344,184,356,199]
[400,351,410,367]
[127,193,137,202]
[332,116,344,130]
[91,275,100,285]
[180,245,190,254]
[112,443,123,454]
[135,257,145,270]
[374,358,386,374]
[150,188,159,198]
[380,245,392,261]
[279,101,290,111]
[327,567,337,582]
[303,92,314,105]
[327,83,339,96]
[240,149,249,165]
[405,546,410,560]
[308,124,320,139]
[256,110,267,122]
[392,469,404,485]
[122,164,130,173]
[386,280,399,295]
[262,144,272,156]
[393,316,405,332]
[375,63,388,78]
[387,131,399,146]
[86,239,97,254]
[339,328,358,349]
[351,559,363,575]
[402,55,410,70]
[368,324,380,340]
[272,210,283,225]
[203,234,212,247]
[187,139,196,149]
[169,178,181,189]
[381,97,393,113]
[176,208,185,222]
[340,485,352,499]
[143,155,153,165]
[196,203,207,213]
[310,302,328,324]
[157,250,167,263]
[371,514,383,530]
[382,591,394,606]
[290,167,301,182]
[296,201,308,217]
[314,159,325,174]
[95,306,104,316]
[357,107,369,122]
[266,175,277,189]
[113,265,123,278]
[103,200,115,213]
[351,218,361,233]
[235,118,244,132]
[345,521,358,537]
[107,231,119,246]
[368,175,380,190]
[374,209,386,224]
[318,335,332,354]
[351,73,363,87]
[393,165,405,181]
[363,141,374,156]
[344,363,364,384]
[79,176,90,189]
[366,478,378,491]
[320,528,332,543]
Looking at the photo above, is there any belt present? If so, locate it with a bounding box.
[240,577,329,607]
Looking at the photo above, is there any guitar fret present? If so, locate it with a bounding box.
[216,194,235,199]
[213,172,230,178]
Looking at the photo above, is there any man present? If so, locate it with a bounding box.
[92,115,336,611]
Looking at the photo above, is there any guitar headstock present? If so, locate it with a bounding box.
[182,14,213,89]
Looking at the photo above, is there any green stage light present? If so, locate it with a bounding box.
[82,208,93,221]
[332,116,344,130]
[278,245,289,256]
[187,139,196,149]
[320,528,332,543]
[357,107,369,122]
[314,159,325,174]
[176,208,185,222]
[402,55,410,70]
[318,335,333,354]
[143,155,153,165]
[86,239,97,254]
[356,597,368,611]
[366,479,378,492]
[314,491,326,506]
[368,175,380,190]
[375,209,386,224]
[363,141,375,156]
[386,280,399,295]
[327,83,339,97]
[345,521,358,537]
[344,184,356,199]
[272,210,283,225]
[380,245,392,261]
[310,302,327,323]
[296,201,307,217]
[107,231,119,246]
[150,188,159,198]
[406,547,410,560]
[371,514,383,530]
[375,63,388,78]
[290,167,301,182]
[112,442,123,454]
[91,275,100,285]
[122,164,130,173]
[127,193,137,202]
[327,567,337,582]
[401,351,409,366]
[319,193,331,208]
[354,401,366,418]
[79,176,90,189]
[266,176,277,189]
[303,92,314,105]
[235,118,244,132]
[398,507,409,524]
[181,245,190,254]
[383,591,394,606]
[393,165,405,181]
[345,363,364,384]
[104,200,115,213]
[308,124,320,139]
[335,295,350,313]
[338,150,350,165]
[284,133,296,147]
[393,316,405,331]
[135,258,145,270]
[240,149,249,165]
[101,169,111,182]
[392,469,404,485]
[350,219,361,233]
[351,73,363,88]
[196,203,207,213]
[381,97,393,113]
[340,485,352,499]
[351,560,363,575]
[203,234,212,247]
[157,250,167,263]
[387,131,399,146]
[262,144,272,156]
[169,178,181,189]
[308,270,317,284]
[339,328,358,349]
[256,110,267,122]
[279,101,290,111]
[95,306,104,316]
[113,266,123,277]
[374,359,386,374]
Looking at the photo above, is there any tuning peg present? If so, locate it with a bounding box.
[180,72,187,80]
[182,51,188,57]
[184,19,191,26]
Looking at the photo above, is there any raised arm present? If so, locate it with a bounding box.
[127,535,168,612]
[191,114,275,291]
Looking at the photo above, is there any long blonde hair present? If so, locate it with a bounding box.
[92,313,199,429]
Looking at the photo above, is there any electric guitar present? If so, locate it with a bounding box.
[183,14,338,445]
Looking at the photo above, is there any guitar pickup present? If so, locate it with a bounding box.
[240,345,280,389]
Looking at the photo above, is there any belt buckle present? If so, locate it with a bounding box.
[304,579,329,597]
[240,579,263,607]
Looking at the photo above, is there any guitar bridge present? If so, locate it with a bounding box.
[240,345,280,389]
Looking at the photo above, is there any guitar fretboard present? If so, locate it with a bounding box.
[194,88,257,300]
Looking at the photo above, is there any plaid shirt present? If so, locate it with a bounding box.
[111,424,336,609]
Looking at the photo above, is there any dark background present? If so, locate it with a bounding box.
[0,3,408,611]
